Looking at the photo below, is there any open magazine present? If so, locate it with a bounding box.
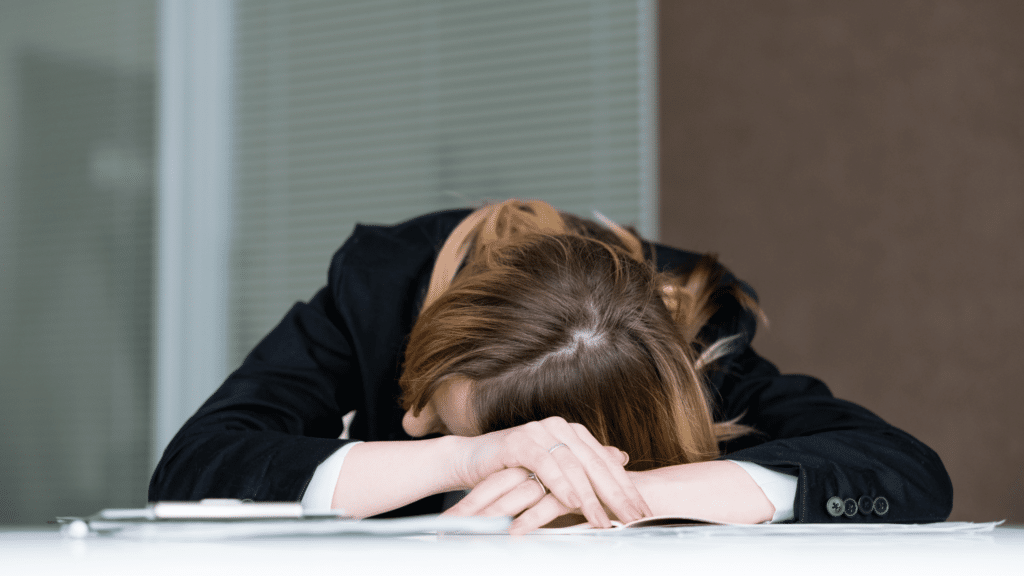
[532,515,1004,536]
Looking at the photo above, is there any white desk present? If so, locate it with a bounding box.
[3,525,1022,575]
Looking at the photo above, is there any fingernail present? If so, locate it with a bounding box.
[589,506,607,528]
[621,508,637,523]
[633,505,646,521]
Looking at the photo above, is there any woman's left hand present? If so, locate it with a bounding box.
[443,445,642,534]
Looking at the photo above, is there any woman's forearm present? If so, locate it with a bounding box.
[629,460,775,524]
[330,436,471,517]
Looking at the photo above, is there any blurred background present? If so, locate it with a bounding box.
[0,0,1019,525]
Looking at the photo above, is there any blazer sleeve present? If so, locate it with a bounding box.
[148,266,362,503]
[712,345,954,523]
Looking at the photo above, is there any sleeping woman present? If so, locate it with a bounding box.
[149,199,953,533]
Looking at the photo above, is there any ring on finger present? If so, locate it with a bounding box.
[527,472,547,495]
[548,442,568,454]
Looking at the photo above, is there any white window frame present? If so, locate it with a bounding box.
[153,0,234,464]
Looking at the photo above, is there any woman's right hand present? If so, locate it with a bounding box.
[451,416,653,529]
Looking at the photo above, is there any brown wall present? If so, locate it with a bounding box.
[658,0,1024,523]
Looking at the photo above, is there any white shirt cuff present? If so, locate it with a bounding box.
[300,441,363,513]
[728,460,797,523]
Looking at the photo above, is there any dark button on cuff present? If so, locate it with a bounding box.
[873,496,889,516]
[843,498,858,517]
[826,496,844,517]
[858,496,873,515]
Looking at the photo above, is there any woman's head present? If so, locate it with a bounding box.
[399,199,756,469]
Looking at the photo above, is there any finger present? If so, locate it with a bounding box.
[503,424,582,510]
[571,425,653,519]
[586,439,651,519]
[539,419,641,524]
[605,445,629,467]
[516,421,612,528]
[574,423,649,517]
[479,476,547,518]
[443,467,529,517]
[509,493,571,535]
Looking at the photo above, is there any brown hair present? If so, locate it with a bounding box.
[399,199,761,470]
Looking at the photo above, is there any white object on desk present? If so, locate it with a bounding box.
[151,499,305,519]
[57,499,512,540]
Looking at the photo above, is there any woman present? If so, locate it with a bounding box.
[150,199,953,533]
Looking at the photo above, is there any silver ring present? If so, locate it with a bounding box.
[527,472,547,495]
[548,442,568,454]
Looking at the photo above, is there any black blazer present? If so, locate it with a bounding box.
[150,209,953,523]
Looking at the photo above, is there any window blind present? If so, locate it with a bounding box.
[231,0,652,364]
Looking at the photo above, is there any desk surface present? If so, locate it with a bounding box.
[4,525,1023,576]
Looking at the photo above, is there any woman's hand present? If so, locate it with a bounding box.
[449,417,652,532]
[444,465,643,534]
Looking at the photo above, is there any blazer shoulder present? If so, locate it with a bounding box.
[354,208,473,248]
[325,209,472,278]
